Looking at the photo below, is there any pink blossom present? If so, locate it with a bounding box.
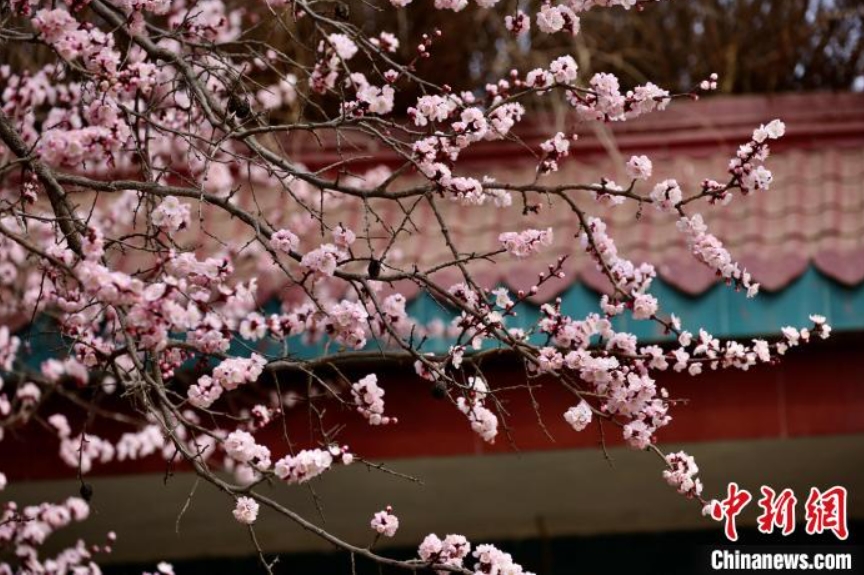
[301,243,345,277]
[355,82,395,115]
[48,413,72,437]
[81,227,105,261]
[274,448,334,484]
[649,179,682,212]
[232,496,259,524]
[434,0,468,11]
[549,55,578,84]
[626,155,653,181]
[538,132,571,173]
[211,354,267,391]
[564,401,593,431]
[418,533,471,567]
[325,299,369,349]
[505,11,530,34]
[473,544,535,575]
[0,326,21,371]
[370,32,400,53]
[351,374,395,425]
[239,312,268,341]
[59,433,115,472]
[632,293,659,320]
[409,95,459,127]
[332,225,356,248]
[151,196,190,233]
[223,430,258,463]
[663,451,703,497]
[623,419,652,450]
[442,176,486,206]
[270,229,299,254]
[499,228,553,258]
[456,378,498,443]
[677,214,759,297]
[370,506,399,537]
[327,34,358,60]
[536,4,579,36]
[752,119,786,143]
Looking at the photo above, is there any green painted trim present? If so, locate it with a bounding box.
[404,266,864,352]
[14,267,864,367]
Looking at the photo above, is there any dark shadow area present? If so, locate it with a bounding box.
[105,522,864,575]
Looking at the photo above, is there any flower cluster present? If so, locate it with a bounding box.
[233,497,260,525]
[455,377,499,443]
[505,11,530,35]
[473,544,536,575]
[270,229,299,254]
[677,214,759,297]
[0,482,124,575]
[324,300,369,349]
[418,533,472,569]
[151,196,191,233]
[256,75,299,111]
[538,132,572,173]
[417,535,534,575]
[499,228,554,258]
[0,326,21,372]
[351,374,396,425]
[649,179,683,213]
[370,506,400,537]
[274,446,353,484]
[730,119,785,195]
[580,216,657,299]
[663,451,703,498]
[536,3,580,36]
[46,412,204,475]
[344,73,395,117]
[564,401,593,432]
[301,243,346,278]
[0,0,838,569]
[224,430,272,471]
[310,33,359,93]
[568,73,670,122]
[626,155,653,181]
[188,354,267,408]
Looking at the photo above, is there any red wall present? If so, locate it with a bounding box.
[2,337,863,482]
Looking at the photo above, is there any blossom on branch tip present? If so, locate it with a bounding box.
[151,196,190,233]
[626,155,653,181]
[270,229,299,254]
[649,179,683,213]
[499,228,553,258]
[536,4,579,36]
[232,496,259,524]
[677,214,759,297]
[351,374,395,425]
[753,119,786,143]
[418,533,471,567]
[663,451,703,498]
[371,506,399,537]
[301,243,346,277]
[505,11,530,34]
[564,401,592,432]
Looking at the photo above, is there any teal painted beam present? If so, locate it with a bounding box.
[12,267,864,368]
